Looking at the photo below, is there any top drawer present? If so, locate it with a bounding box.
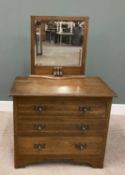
[16,97,107,118]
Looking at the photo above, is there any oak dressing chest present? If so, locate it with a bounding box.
[10,16,116,168]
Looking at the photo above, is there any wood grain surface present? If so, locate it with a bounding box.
[10,76,116,97]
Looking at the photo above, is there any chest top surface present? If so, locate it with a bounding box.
[10,76,116,97]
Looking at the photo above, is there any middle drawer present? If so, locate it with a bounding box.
[17,119,107,136]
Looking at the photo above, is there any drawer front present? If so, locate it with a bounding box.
[17,119,107,136]
[18,136,104,156]
[17,99,106,118]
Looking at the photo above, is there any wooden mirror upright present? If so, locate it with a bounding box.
[31,16,89,76]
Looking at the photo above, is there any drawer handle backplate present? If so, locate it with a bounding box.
[79,106,91,112]
[75,143,87,150]
[33,144,46,151]
[34,105,46,112]
[34,123,46,131]
[81,124,89,131]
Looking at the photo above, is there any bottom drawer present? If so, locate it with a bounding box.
[18,136,104,156]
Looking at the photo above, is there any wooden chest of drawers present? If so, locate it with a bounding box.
[10,76,116,168]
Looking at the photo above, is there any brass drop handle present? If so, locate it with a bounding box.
[81,124,89,131]
[34,144,46,151]
[75,143,87,150]
[79,106,91,112]
[34,123,46,131]
[34,105,46,112]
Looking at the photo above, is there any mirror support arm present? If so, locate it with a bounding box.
[53,67,63,76]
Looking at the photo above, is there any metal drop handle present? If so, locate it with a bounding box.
[34,144,46,151]
[34,123,46,130]
[81,124,89,131]
[34,105,46,112]
[75,143,87,150]
[79,106,91,112]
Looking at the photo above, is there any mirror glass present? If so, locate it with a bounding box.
[34,19,85,66]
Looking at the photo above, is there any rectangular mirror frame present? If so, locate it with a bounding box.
[31,16,89,75]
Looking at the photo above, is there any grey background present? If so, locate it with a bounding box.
[0,0,124,103]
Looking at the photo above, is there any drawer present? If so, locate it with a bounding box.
[17,98,106,118]
[17,119,107,136]
[18,136,104,156]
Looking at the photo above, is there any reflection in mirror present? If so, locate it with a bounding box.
[34,20,84,66]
